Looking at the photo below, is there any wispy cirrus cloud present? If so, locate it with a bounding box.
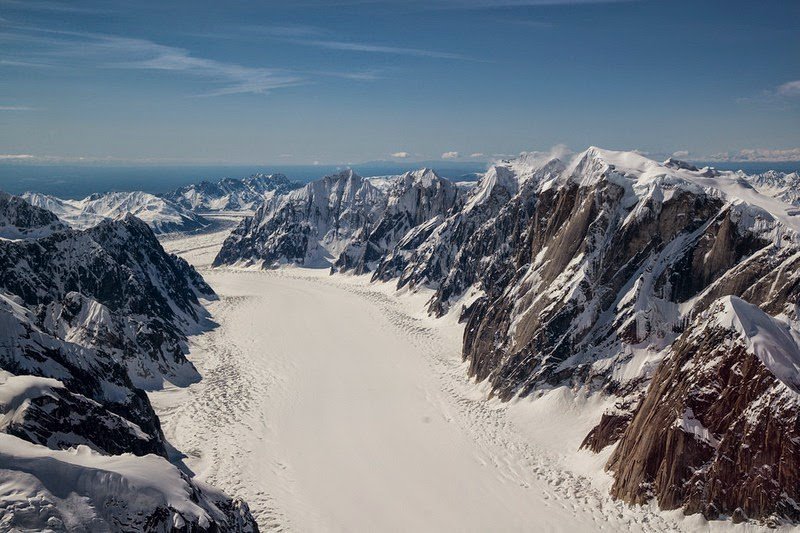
[0,105,38,111]
[300,39,470,60]
[231,24,474,61]
[0,25,303,96]
[0,23,391,94]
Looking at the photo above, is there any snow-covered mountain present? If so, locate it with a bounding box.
[163,173,302,212]
[214,168,462,270]
[741,169,800,206]
[334,169,461,273]
[215,169,387,268]
[0,191,67,239]
[0,194,258,531]
[22,190,210,234]
[213,147,800,523]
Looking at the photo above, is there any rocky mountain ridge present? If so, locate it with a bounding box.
[0,190,68,239]
[0,194,259,531]
[213,147,800,524]
[214,168,462,270]
[22,190,210,234]
[163,173,302,212]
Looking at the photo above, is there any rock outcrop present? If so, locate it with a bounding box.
[0,190,67,239]
[608,297,800,522]
[334,168,460,274]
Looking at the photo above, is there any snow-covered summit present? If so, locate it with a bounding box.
[22,190,209,234]
[215,168,463,272]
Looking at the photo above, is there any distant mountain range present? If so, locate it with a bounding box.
[214,148,800,524]
[162,173,301,211]
[22,190,211,234]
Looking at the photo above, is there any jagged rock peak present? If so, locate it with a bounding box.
[0,190,68,239]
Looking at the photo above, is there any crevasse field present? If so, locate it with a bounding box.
[152,216,769,533]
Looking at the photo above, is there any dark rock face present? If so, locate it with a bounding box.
[3,377,163,456]
[579,412,632,453]
[335,169,460,275]
[0,190,67,239]
[0,211,206,454]
[607,298,800,522]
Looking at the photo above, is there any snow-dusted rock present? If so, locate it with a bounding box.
[164,173,301,212]
[0,433,258,532]
[215,169,387,268]
[22,190,210,234]
[215,168,464,274]
[334,169,460,274]
[608,296,800,522]
[0,293,165,456]
[0,191,67,240]
[742,169,800,207]
[0,192,259,530]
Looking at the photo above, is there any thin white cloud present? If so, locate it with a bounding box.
[391,151,410,158]
[777,80,800,98]
[2,26,303,97]
[705,147,800,162]
[672,150,689,158]
[441,151,460,159]
[298,39,470,60]
[738,79,800,106]
[469,152,485,158]
[0,105,37,111]
[0,154,35,160]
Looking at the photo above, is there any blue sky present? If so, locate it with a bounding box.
[0,0,798,164]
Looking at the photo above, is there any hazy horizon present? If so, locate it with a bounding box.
[1,0,798,165]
